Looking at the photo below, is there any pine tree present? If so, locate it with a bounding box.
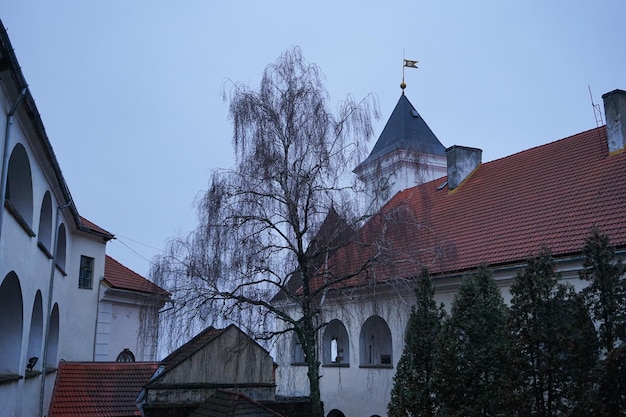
[388,268,447,417]
[508,247,598,416]
[435,265,510,417]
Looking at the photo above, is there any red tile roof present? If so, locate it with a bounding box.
[48,362,159,417]
[104,255,168,296]
[319,127,626,288]
[80,216,115,240]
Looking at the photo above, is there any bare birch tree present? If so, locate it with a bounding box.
[151,47,379,417]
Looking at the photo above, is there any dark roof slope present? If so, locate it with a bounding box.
[321,126,626,287]
[48,362,159,417]
[356,94,446,169]
[188,391,284,417]
[104,255,168,296]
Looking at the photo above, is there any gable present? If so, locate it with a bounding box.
[154,325,274,386]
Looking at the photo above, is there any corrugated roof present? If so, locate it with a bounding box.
[319,126,626,288]
[48,362,159,417]
[356,94,446,170]
[104,255,168,296]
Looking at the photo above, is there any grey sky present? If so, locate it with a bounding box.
[3,1,625,275]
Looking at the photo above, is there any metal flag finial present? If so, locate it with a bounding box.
[401,53,418,93]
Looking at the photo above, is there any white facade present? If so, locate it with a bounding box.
[274,261,591,417]
[0,22,162,417]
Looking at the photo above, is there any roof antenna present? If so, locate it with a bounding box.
[589,85,605,127]
[402,51,418,94]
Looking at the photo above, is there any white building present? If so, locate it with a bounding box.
[0,20,166,417]
[274,89,626,417]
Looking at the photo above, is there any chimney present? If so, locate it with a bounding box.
[602,89,626,153]
[446,145,482,190]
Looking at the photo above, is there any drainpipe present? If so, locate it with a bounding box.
[0,87,28,241]
[39,202,70,417]
[92,277,104,361]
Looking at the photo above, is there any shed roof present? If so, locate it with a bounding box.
[319,126,626,288]
[48,362,159,417]
[188,390,284,417]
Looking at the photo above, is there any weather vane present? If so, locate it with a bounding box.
[401,53,418,93]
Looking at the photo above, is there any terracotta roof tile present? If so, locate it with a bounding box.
[48,362,159,417]
[104,256,168,296]
[80,216,115,239]
[321,127,626,287]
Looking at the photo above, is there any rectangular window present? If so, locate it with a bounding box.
[79,256,94,289]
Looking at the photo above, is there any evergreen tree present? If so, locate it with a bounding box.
[580,227,626,353]
[579,228,626,415]
[508,247,598,416]
[388,268,447,417]
[436,265,510,417]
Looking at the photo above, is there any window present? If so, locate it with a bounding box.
[322,319,350,366]
[291,333,305,365]
[116,348,136,362]
[79,256,94,289]
[359,315,393,367]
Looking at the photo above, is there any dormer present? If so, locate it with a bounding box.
[354,94,446,210]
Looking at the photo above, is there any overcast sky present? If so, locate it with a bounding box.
[3,1,625,276]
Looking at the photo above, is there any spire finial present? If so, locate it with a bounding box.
[402,53,419,93]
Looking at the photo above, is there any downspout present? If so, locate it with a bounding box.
[92,277,104,360]
[39,203,70,417]
[0,87,27,241]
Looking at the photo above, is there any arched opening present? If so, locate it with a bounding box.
[291,332,305,365]
[38,192,53,254]
[359,315,392,367]
[322,319,349,365]
[26,290,43,374]
[6,143,34,227]
[116,348,136,362]
[55,223,67,272]
[46,303,59,369]
[326,409,346,417]
[0,272,24,375]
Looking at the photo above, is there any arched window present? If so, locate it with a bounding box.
[322,319,349,365]
[46,303,59,370]
[55,223,67,273]
[37,192,53,255]
[26,291,43,374]
[116,348,136,362]
[6,143,34,230]
[0,272,24,376]
[359,315,392,367]
[327,410,346,417]
[291,332,305,365]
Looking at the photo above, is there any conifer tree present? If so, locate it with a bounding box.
[388,268,446,417]
[580,227,626,353]
[508,247,598,416]
[435,265,510,416]
[579,228,626,415]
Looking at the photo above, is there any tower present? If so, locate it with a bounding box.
[354,91,447,210]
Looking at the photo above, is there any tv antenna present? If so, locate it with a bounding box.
[589,85,604,127]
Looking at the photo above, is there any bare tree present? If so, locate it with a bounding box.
[151,47,379,417]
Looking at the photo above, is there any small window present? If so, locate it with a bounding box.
[116,348,135,362]
[79,256,94,289]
